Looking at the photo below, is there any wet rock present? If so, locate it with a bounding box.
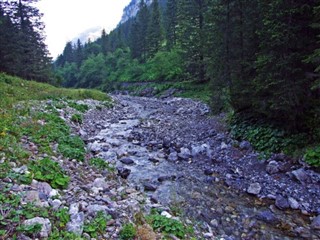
[120,157,135,165]
[66,212,85,235]
[220,142,228,150]
[204,168,214,176]
[178,147,191,160]
[158,175,176,182]
[144,183,157,191]
[88,141,102,153]
[292,168,310,184]
[148,156,160,163]
[150,196,158,203]
[239,141,252,151]
[266,161,280,175]
[23,217,52,238]
[288,197,300,210]
[311,215,320,230]
[117,167,131,179]
[247,183,261,195]
[275,196,290,210]
[191,144,208,157]
[168,151,178,162]
[256,210,278,224]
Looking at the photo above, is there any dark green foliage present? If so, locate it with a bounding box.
[147,0,164,58]
[119,223,136,240]
[304,147,320,167]
[0,0,52,82]
[28,158,70,189]
[58,135,85,161]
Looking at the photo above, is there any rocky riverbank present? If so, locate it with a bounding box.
[79,95,320,239]
[2,94,320,239]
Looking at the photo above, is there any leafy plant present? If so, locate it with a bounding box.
[89,158,114,171]
[71,114,83,124]
[119,223,136,240]
[58,136,85,161]
[53,208,70,228]
[28,158,70,189]
[230,117,307,158]
[17,223,42,235]
[147,212,187,239]
[83,211,111,238]
[304,146,320,167]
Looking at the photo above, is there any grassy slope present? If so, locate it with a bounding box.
[0,73,112,238]
[0,72,110,107]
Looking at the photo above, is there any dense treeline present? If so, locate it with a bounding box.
[57,0,320,136]
[0,0,52,82]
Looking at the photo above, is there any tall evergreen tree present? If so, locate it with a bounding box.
[147,0,164,58]
[0,0,52,82]
[176,0,206,82]
[129,0,150,62]
[165,0,178,50]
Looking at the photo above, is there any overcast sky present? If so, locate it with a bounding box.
[36,0,131,59]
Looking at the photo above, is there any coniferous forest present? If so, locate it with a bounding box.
[1,0,320,155]
[0,0,52,82]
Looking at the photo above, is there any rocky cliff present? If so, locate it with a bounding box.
[120,0,153,24]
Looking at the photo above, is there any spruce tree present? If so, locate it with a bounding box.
[165,0,178,50]
[147,0,164,58]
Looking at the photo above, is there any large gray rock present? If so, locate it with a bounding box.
[23,217,52,238]
[168,151,178,162]
[311,215,320,230]
[292,168,310,184]
[66,212,85,235]
[247,183,261,195]
[50,199,62,210]
[288,197,300,210]
[24,191,42,206]
[92,178,109,190]
[117,167,131,179]
[35,182,53,198]
[239,141,252,151]
[256,210,278,224]
[120,157,135,165]
[69,203,80,215]
[275,196,290,210]
[86,204,109,216]
[178,147,191,160]
[266,161,280,174]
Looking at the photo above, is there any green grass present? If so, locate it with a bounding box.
[0,72,110,108]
